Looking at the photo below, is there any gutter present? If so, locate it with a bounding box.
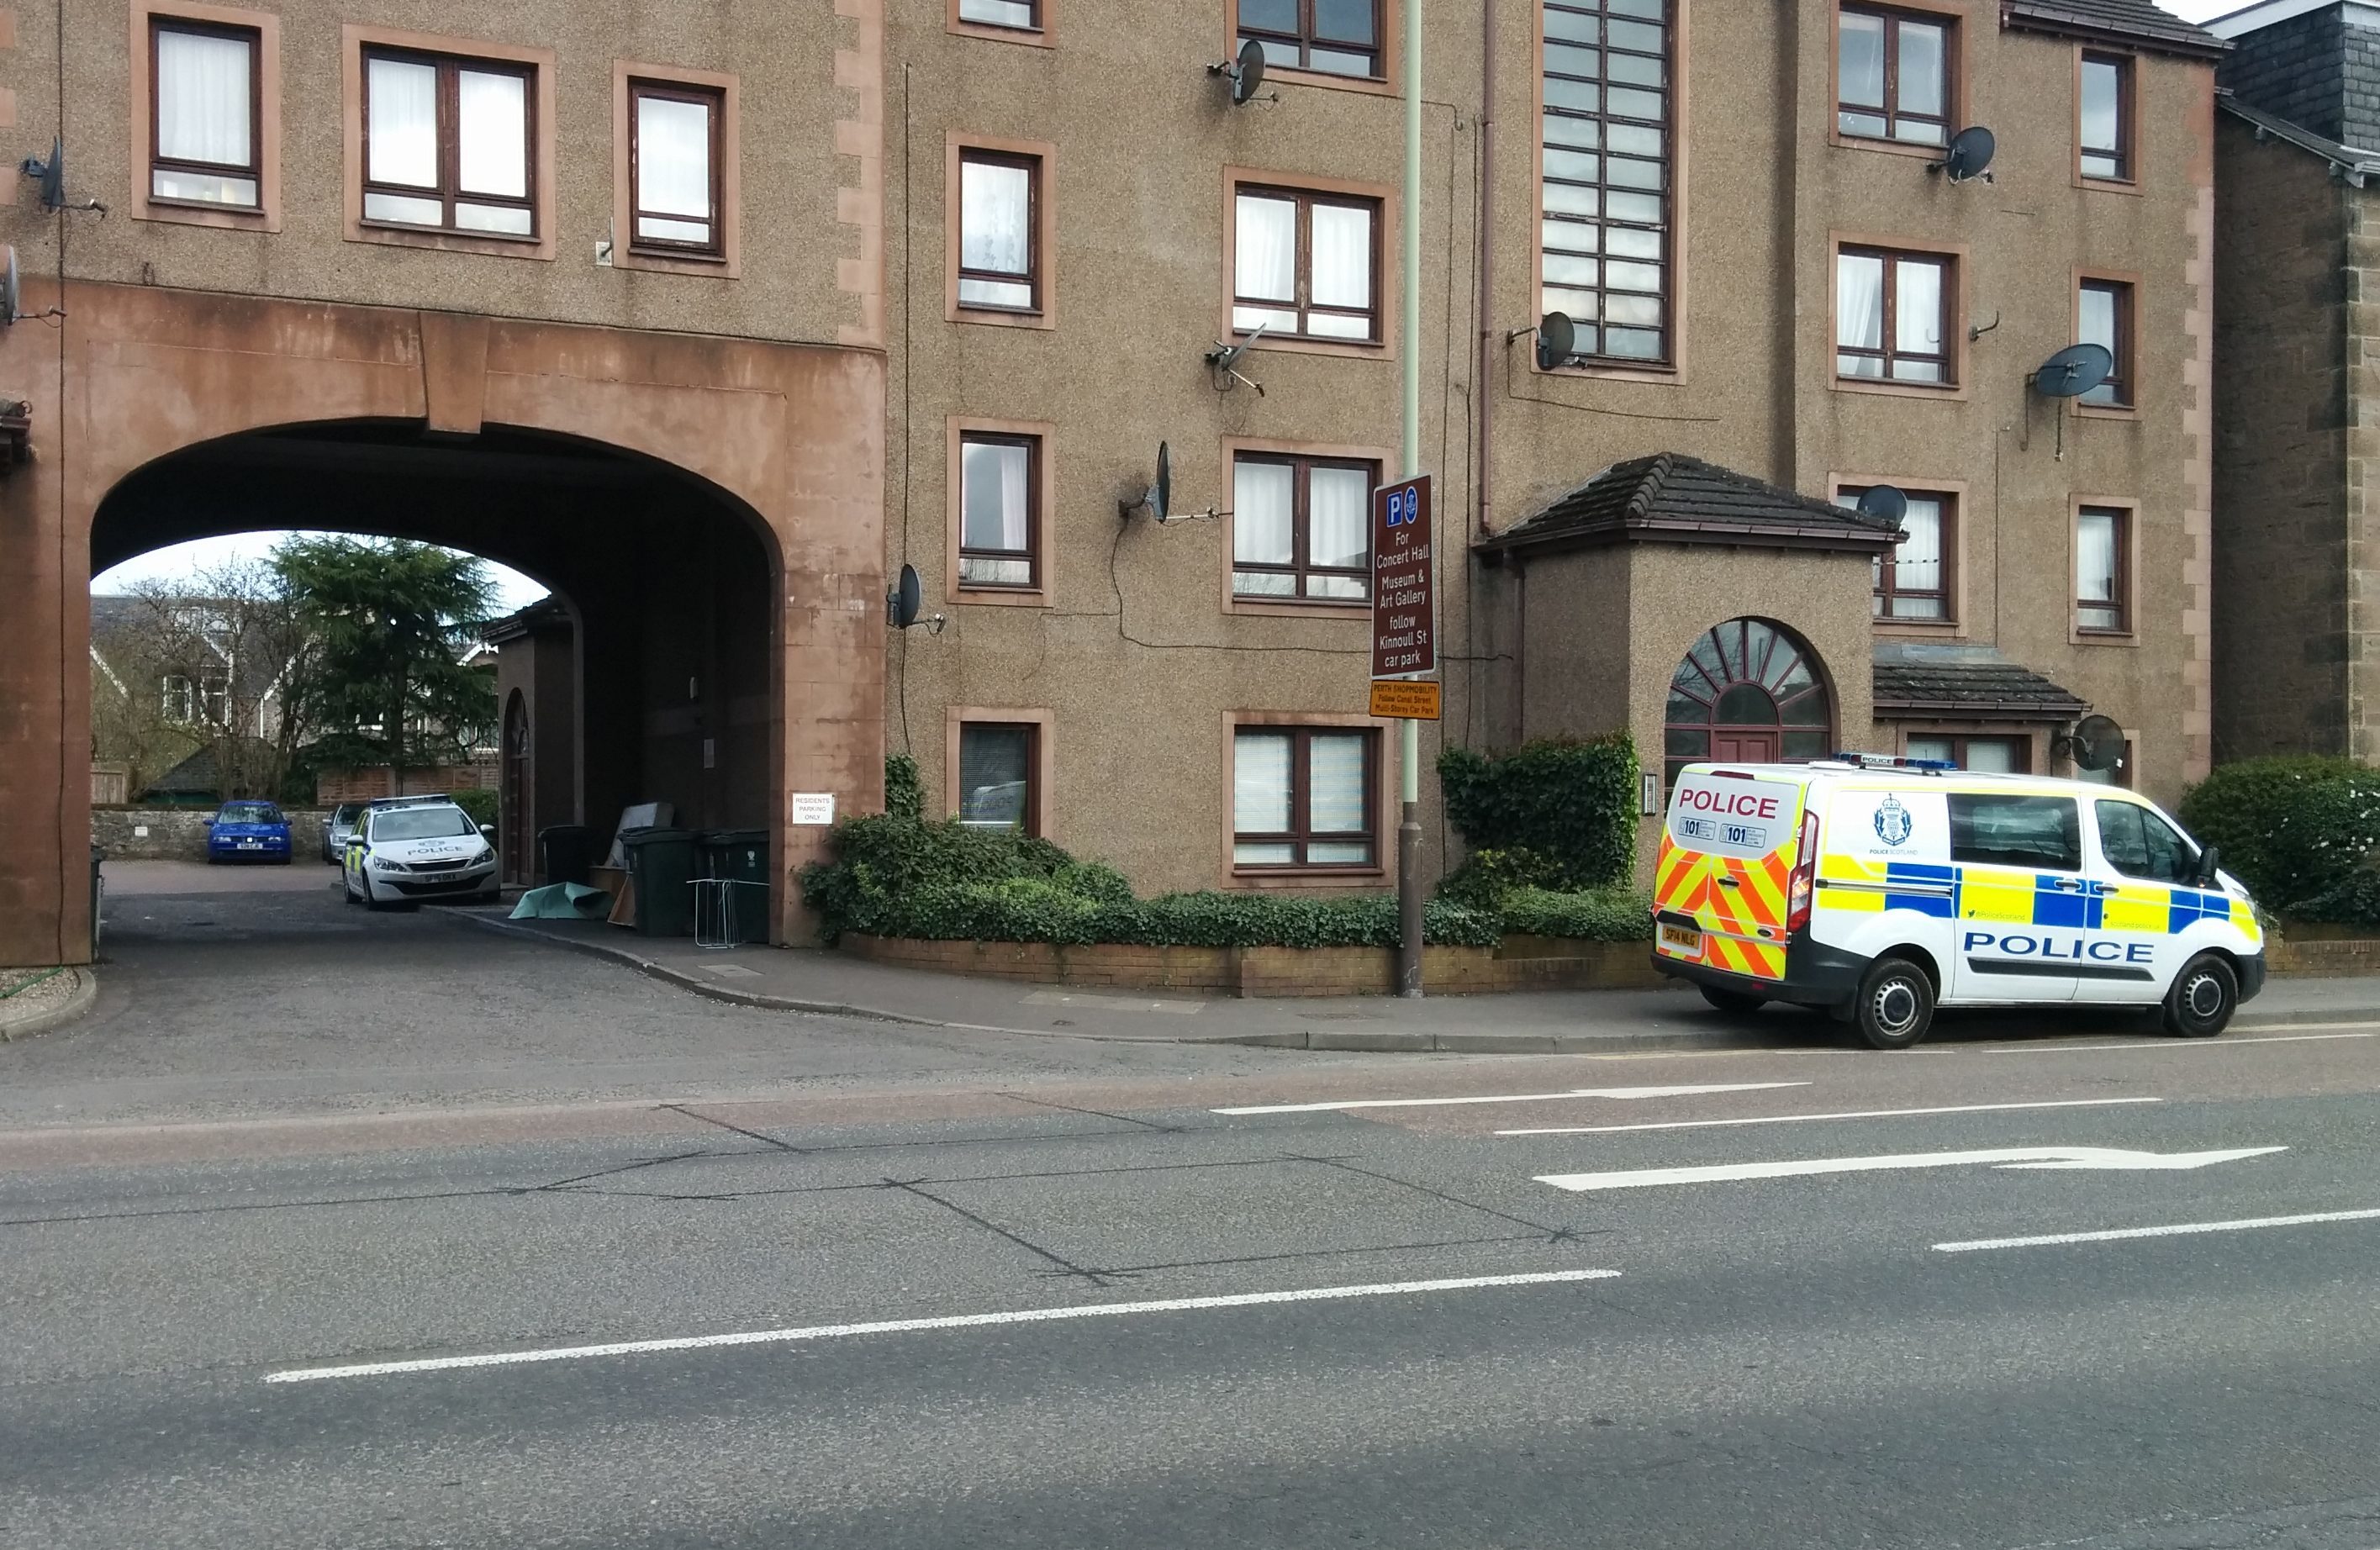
[1475,0,1496,536]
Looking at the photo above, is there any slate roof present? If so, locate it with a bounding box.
[2221,94,2380,180]
[1873,659,2092,720]
[1477,453,1902,557]
[1999,0,2229,59]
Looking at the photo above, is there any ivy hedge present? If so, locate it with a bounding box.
[2178,756,2380,925]
[1438,734,1639,899]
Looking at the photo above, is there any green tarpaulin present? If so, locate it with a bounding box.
[509,883,611,920]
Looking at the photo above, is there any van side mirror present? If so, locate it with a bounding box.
[2195,844,2223,888]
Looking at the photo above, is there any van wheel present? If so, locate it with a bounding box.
[1854,957,1934,1051]
[1699,985,1766,1015]
[2163,954,2238,1038]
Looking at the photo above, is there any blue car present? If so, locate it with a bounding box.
[206,800,293,864]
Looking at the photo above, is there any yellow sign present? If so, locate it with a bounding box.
[1369,679,1442,720]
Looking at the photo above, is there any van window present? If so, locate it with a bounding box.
[1947,793,2080,872]
[2096,799,2196,883]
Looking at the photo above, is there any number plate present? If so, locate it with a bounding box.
[1659,923,1703,956]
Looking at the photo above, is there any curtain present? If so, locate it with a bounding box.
[636,92,711,217]
[1234,192,1295,301]
[1307,735,1366,834]
[156,29,250,166]
[962,440,1029,552]
[961,159,1031,275]
[1310,201,1372,308]
[456,71,527,198]
[1233,732,1291,836]
[1308,467,1369,571]
[1895,259,1943,357]
[1233,460,1294,567]
[1899,498,1942,593]
[367,57,438,187]
[1835,252,1883,359]
[2077,514,2118,602]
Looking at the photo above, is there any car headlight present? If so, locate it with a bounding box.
[368,854,403,871]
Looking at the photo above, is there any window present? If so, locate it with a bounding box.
[150,18,260,208]
[628,79,721,257]
[161,672,228,724]
[2078,279,2132,409]
[1238,0,1381,78]
[1948,793,2081,872]
[1539,0,1674,365]
[361,49,535,236]
[958,723,1039,835]
[2095,799,2194,883]
[1836,246,1952,385]
[2079,52,2131,181]
[1232,454,1375,602]
[1233,185,1380,344]
[2077,506,2129,633]
[957,148,1040,312]
[1662,619,1832,789]
[958,431,1039,589]
[1842,486,1951,620]
[958,0,1041,30]
[1233,726,1377,868]
[1837,5,1950,146]
[1904,734,2026,772]
[161,674,194,723]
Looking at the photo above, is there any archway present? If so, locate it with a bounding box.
[1662,619,1834,787]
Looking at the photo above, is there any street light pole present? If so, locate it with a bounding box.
[1396,0,1424,998]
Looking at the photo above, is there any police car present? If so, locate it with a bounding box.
[340,794,500,909]
[1650,754,2264,1050]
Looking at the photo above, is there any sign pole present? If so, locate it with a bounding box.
[1397,0,1424,997]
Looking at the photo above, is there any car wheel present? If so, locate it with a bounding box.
[1699,985,1767,1015]
[361,873,391,912]
[2163,953,2238,1039]
[1853,957,1935,1051]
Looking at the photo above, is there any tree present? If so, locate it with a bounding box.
[273,538,496,790]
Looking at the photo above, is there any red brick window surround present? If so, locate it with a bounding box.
[131,0,282,230]
[1232,724,1380,871]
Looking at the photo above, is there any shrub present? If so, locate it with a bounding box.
[1435,846,1566,908]
[2284,866,2380,927]
[2177,757,2380,910]
[884,752,924,821]
[1438,734,1639,890]
[449,787,499,836]
[1496,886,1654,942]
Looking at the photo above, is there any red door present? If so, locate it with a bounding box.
[1712,730,1780,763]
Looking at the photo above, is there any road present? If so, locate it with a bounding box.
[3,871,2377,1547]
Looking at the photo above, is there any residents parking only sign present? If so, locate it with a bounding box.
[1370,474,1435,683]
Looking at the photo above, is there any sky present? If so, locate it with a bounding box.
[89,0,2230,611]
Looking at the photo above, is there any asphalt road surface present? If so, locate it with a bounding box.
[4,878,2377,1547]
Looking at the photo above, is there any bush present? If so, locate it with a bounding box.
[1435,846,1567,908]
[884,752,924,822]
[1496,887,1653,942]
[449,787,499,836]
[1438,735,1639,890]
[2284,866,2380,926]
[2177,757,2380,911]
[796,812,1069,943]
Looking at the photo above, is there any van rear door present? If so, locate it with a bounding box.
[1654,767,1807,982]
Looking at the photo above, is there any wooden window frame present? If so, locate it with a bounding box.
[340,26,555,261]
[358,46,537,240]
[2076,48,2136,189]
[1839,482,1957,626]
[1228,722,1384,876]
[147,16,262,211]
[1832,2,1959,153]
[946,134,1056,329]
[1830,236,1965,397]
[129,0,281,231]
[625,77,725,261]
[946,709,1054,841]
[949,0,1054,46]
[2073,500,2135,641]
[610,61,740,278]
[1222,436,1396,618]
[1228,451,1378,608]
[1899,730,2033,773]
[1230,182,1385,346]
[1222,167,1396,360]
[945,415,1054,607]
[1222,0,1397,96]
[1535,0,1680,373]
[957,430,1042,594]
[1235,0,1385,82]
[2075,271,2137,416]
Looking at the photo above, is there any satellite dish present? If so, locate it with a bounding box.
[1204,322,1269,394]
[887,563,922,629]
[1933,125,1996,183]
[1122,441,1173,524]
[1230,38,1267,104]
[1533,311,1576,371]
[2071,714,2125,773]
[2,246,18,327]
[2033,343,2114,399]
[29,138,64,210]
[1855,485,1909,526]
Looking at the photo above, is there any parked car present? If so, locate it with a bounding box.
[205,801,293,865]
[341,797,499,909]
[319,803,364,864]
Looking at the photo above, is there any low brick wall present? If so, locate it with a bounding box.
[841,934,1664,998]
[2269,931,2380,978]
[92,805,332,860]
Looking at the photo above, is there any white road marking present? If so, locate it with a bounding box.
[1211,1082,1808,1115]
[1979,1031,2376,1054]
[1496,1095,2161,1136]
[264,1268,1623,1384]
[1934,1206,2380,1253]
[1537,1144,2287,1193]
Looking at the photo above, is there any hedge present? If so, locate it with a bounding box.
[1438,735,1639,894]
[2177,757,2380,918]
[1496,887,1653,942]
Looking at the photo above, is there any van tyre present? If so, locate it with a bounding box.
[1854,957,1934,1051]
[2164,954,2238,1039]
[1699,985,1766,1015]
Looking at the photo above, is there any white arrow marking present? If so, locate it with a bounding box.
[1211,1082,1808,1116]
[1536,1144,2287,1193]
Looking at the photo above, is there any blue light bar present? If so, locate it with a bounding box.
[1832,751,1959,772]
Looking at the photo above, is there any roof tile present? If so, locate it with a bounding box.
[1480,452,1901,556]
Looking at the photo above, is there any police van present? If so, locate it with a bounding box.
[1650,754,2264,1049]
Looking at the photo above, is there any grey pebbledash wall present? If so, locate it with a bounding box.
[92,807,332,861]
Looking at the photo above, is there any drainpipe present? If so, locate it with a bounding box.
[1475,0,1497,535]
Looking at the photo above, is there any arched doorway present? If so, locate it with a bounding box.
[501,690,530,885]
[1663,619,1833,787]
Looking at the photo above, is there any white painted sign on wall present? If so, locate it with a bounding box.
[789,793,836,826]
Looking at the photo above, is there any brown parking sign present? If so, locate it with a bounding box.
[1370,474,1434,679]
